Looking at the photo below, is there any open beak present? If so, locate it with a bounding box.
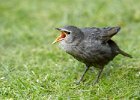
[52,28,67,44]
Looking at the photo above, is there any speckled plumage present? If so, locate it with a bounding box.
[56,25,132,84]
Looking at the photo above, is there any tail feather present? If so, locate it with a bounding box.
[119,49,132,58]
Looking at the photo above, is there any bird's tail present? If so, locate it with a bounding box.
[119,49,132,58]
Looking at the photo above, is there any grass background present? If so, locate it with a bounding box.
[0,0,140,99]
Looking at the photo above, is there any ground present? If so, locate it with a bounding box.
[0,0,140,99]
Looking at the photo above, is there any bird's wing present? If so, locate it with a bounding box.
[81,27,121,42]
[100,27,121,42]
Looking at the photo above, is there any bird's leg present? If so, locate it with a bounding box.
[77,65,89,84]
[93,68,103,85]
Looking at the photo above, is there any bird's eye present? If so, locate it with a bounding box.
[67,32,70,34]
[64,31,70,34]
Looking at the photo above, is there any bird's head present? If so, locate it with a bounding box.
[52,26,84,44]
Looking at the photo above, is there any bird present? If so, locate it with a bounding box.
[52,25,132,84]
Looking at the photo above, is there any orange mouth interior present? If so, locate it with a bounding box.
[52,32,66,44]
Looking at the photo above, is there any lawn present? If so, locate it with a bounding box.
[0,0,140,99]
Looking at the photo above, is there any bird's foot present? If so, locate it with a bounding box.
[92,80,99,85]
[75,81,80,85]
[75,79,86,85]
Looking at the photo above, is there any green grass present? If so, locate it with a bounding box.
[0,0,140,99]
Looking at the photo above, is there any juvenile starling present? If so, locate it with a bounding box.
[53,26,132,84]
